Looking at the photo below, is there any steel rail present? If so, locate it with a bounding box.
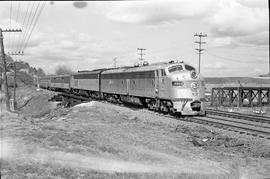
[191,116,270,137]
[206,109,270,123]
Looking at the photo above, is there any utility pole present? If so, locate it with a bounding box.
[7,52,23,111]
[0,28,22,111]
[13,61,16,106]
[137,48,146,65]
[194,32,207,74]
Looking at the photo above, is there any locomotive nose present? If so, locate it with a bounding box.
[190,100,201,111]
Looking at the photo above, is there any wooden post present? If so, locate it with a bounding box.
[258,89,262,107]
[248,89,252,107]
[218,88,222,106]
[267,89,270,106]
[238,87,242,107]
[0,28,10,111]
[13,61,16,109]
[230,89,234,107]
[211,88,214,106]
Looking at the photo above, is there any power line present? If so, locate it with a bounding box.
[17,2,31,53]
[22,1,46,51]
[18,2,35,52]
[20,1,41,52]
[10,2,21,52]
[18,2,37,52]
[194,32,207,74]
[8,1,12,50]
[207,52,265,64]
[209,46,268,58]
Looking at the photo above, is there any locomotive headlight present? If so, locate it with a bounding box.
[191,82,198,89]
[172,81,184,86]
[191,71,197,79]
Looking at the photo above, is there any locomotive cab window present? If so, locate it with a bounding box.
[185,65,195,71]
[168,65,183,73]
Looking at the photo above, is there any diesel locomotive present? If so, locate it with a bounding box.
[39,61,206,115]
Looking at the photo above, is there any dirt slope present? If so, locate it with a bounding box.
[1,88,270,178]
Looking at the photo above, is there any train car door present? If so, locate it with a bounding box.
[126,79,130,95]
[159,69,165,96]
[154,70,159,97]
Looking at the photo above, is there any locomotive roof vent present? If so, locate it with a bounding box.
[143,61,149,66]
[134,62,140,67]
[169,60,184,64]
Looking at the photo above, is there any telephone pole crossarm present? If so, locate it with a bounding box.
[2,29,22,33]
[137,48,146,65]
[194,32,207,74]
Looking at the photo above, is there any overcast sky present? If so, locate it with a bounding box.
[0,0,269,77]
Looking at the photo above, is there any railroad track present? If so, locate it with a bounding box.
[53,91,270,140]
[190,116,270,139]
[139,109,270,140]
[206,109,270,124]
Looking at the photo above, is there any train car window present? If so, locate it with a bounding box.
[185,65,195,71]
[161,69,166,76]
[155,70,159,77]
[168,65,183,73]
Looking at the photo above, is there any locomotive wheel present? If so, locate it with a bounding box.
[162,107,169,114]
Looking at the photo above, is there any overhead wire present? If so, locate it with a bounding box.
[22,1,46,51]
[206,51,266,64]
[209,46,268,58]
[8,1,12,50]
[19,1,40,53]
[17,1,31,53]
[14,1,21,50]
[10,2,18,52]
[18,1,37,53]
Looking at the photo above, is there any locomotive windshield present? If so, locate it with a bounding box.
[185,65,195,71]
[168,65,183,73]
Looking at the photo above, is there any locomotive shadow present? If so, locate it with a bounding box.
[48,94,86,108]
[48,94,194,119]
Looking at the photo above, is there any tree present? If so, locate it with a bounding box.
[55,65,73,75]
[37,68,46,77]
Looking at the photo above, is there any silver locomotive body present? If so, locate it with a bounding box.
[165,63,206,115]
[39,61,205,116]
[101,61,206,115]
